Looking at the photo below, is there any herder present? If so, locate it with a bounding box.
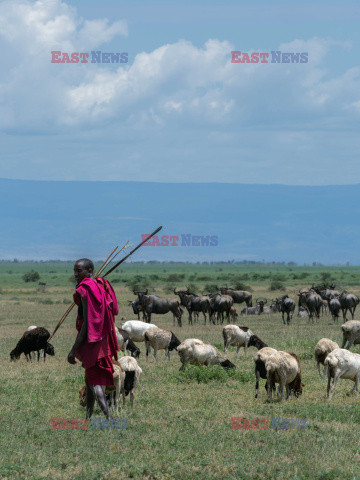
[67,258,119,419]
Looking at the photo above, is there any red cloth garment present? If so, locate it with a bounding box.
[85,355,115,386]
[73,277,119,372]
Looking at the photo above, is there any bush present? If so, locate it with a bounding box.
[166,273,185,282]
[269,280,285,291]
[174,365,252,384]
[204,283,218,293]
[233,281,252,291]
[63,298,72,304]
[22,270,40,283]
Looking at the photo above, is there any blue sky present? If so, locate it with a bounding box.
[0,0,359,184]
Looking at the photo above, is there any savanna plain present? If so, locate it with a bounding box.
[1,262,360,480]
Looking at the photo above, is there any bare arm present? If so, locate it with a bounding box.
[67,297,88,364]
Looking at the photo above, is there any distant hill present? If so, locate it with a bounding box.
[0,178,359,263]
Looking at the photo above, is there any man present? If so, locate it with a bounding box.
[68,258,119,419]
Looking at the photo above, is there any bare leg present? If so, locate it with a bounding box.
[85,375,96,419]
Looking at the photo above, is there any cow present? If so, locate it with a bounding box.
[173,288,211,325]
[338,291,360,321]
[134,289,182,327]
[274,295,296,325]
[219,287,252,307]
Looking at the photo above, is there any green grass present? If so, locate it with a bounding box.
[1,264,360,479]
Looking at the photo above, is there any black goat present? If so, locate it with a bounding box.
[10,327,55,362]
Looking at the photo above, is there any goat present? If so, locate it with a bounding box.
[177,338,235,371]
[325,348,360,400]
[115,326,141,358]
[116,356,142,408]
[223,325,267,355]
[314,338,339,378]
[144,327,181,362]
[341,320,360,350]
[10,327,55,362]
[266,351,303,401]
[120,320,158,343]
[254,347,278,399]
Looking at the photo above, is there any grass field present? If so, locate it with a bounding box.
[1,263,360,480]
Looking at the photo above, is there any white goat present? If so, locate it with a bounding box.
[121,320,157,343]
[314,338,339,378]
[144,327,181,362]
[223,325,253,354]
[115,356,142,408]
[266,351,303,401]
[325,348,360,400]
[254,347,278,398]
[341,320,360,350]
[177,338,235,371]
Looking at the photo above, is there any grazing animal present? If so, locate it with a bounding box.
[341,320,360,349]
[128,299,147,321]
[254,347,278,398]
[10,327,55,362]
[312,284,340,301]
[338,291,360,320]
[297,290,322,322]
[222,325,267,355]
[174,288,211,325]
[115,326,141,358]
[297,307,309,319]
[219,287,253,307]
[229,306,238,322]
[177,338,235,371]
[117,356,142,408]
[314,338,339,378]
[240,298,267,316]
[266,351,303,401]
[274,295,296,325]
[144,327,181,362]
[134,289,182,326]
[120,320,158,343]
[329,298,341,323]
[27,326,39,360]
[208,293,234,324]
[325,348,360,400]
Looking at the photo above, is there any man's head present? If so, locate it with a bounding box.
[74,258,94,285]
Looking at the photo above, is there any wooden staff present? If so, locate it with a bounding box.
[48,245,119,340]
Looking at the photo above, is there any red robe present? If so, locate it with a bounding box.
[74,277,119,386]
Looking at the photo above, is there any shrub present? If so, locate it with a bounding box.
[63,298,72,304]
[204,283,218,293]
[269,280,285,291]
[174,365,252,384]
[233,281,252,291]
[166,273,185,282]
[22,270,40,283]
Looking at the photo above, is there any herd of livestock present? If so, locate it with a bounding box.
[128,284,360,326]
[8,282,360,411]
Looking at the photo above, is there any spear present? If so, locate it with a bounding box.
[49,226,162,340]
[103,226,163,277]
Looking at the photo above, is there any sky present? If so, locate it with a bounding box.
[0,0,359,185]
